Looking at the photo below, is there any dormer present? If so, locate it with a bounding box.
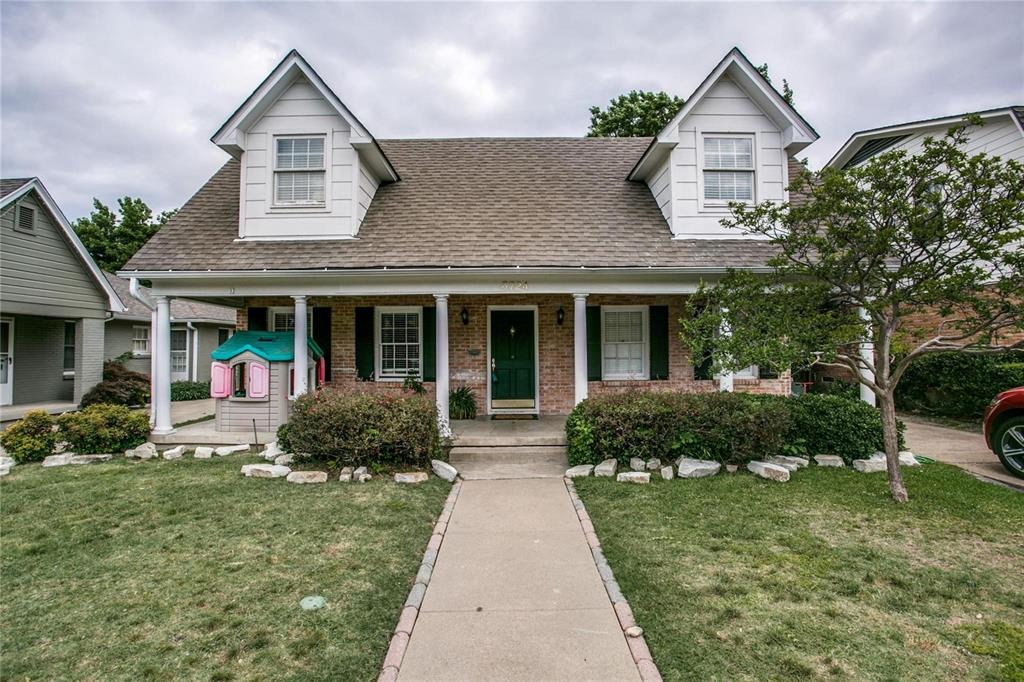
[629,48,818,239]
[212,51,399,241]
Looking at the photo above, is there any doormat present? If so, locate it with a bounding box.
[491,414,538,421]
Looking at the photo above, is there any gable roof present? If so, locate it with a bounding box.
[211,330,322,362]
[123,137,781,273]
[1,178,126,312]
[826,105,1024,169]
[629,47,819,180]
[102,272,235,323]
[211,49,398,182]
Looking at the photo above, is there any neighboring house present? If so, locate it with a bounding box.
[121,47,820,434]
[102,273,235,383]
[0,178,125,414]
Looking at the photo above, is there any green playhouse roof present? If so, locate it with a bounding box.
[211,331,324,362]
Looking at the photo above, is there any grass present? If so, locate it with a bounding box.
[0,455,449,681]
[575,464,1024,681]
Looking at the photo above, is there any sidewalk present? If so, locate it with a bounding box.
[398,478,640,681]
[902,416,1023,489]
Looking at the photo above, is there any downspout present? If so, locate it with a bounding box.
[187,322,198,382]
[129,278,157,425]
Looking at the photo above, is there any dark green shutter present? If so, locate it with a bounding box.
[694,351,714,380]
[649,305,669,380]
[312,307,332,380]
[421,307,436,382]
[247,307,268,331]
[586,306,602,381]
[355,307,374,380]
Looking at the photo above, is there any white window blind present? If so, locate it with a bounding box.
[379,311,421,378]
[703,136,754,202]
[274,137,325,205]
[602,308,647,379]
[132,326,150,355]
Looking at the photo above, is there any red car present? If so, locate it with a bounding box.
[983,387,1024,479]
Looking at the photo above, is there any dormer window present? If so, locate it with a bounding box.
[274,136,325,206]
[702,136,755,203]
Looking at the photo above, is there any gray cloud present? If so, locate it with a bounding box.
[2,1,1021,220]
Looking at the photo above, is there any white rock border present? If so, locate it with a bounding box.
[564,478,663,682]
[378,479,462,682]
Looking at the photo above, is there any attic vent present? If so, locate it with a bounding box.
[843,135,911,169]
[16,205,35,231]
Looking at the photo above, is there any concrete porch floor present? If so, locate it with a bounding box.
[0,401,78,425]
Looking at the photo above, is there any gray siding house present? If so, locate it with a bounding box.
[0,178,125,415]
[102,273,235,383]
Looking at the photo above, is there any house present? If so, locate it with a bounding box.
[121,47,820,435]
[0,178,125,416]
[102,272,235,383]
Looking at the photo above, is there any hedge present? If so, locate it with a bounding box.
[0,410,58,463]
[277,388,441,468]
[57,404,150,455]
[566,391,900,467]
[895,351,1024,418]
[171,381,210,402]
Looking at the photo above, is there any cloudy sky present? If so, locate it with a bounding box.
[2,1,1021,221]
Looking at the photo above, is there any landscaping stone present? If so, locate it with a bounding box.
[431,459,458,482]
[299,595,326,611]
[0,456,15,468]
[625,625,644,638]
[594,459,617,477]
[660,465,674,480]
[0,466,10,477]
[193,446,214,459]
[565,464,594,478]
[675,457,721,478]
[338,466,354,482]
[772,455,809,468]
[853,458,887,473]
[726,464,739,473]
[814,455,845,468]
[899,450,921,467]
[260,442,283,461]
[286,470,328,484]
[42,454,74,467]
[245,464,291,478]
[161,445,186,460]
[646,458,661,471]
[274,453,294,466]
[395,472,429,484]
[765,456,800,472]
[125,442,157,460]
[70,454,113,465]
[747,460,790,482]
[630,457,646,471]
[617,471,650,484]
[215,444,249,456]
[353,466,371,483]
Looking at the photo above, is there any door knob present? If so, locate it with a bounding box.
[491,358,496,372]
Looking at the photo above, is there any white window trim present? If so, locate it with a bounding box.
[132,325,151,357]
[375,306,423,382]
[14,203,36,233]
[268,306,312,332]
[696,131,757,212]
[601,305,650,381]
[271,133,328,209]
[734,365,759,379]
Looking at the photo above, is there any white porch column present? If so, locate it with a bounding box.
[149,308,157,426]
[152,296,173,434]
[292,296,309,396]
[573,293,589,405]
[858,306,877,406]
[718,311,734,392]
[434,294,450,431]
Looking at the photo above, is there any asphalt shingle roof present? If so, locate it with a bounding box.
[0,178,33,200]
[125,138,779,272]
[104,272,235,323]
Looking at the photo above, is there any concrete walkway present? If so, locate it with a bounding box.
[398,478,640,681]
[902,416,1023,489]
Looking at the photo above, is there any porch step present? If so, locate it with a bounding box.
[451,433,567,448]
[449,445,568,464]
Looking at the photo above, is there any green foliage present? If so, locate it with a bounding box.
[449,386,477,420]
[171,381,210,402]
[0,410,57,463]
[896,350,1024,418]
[73,197,175,271]
[281,388,440,467]
[57,404,150,454]
[401,375,426,395]
[80,361,149,407]
[788,393,903,462]
[587,90,684,138]
[756,63,795,105]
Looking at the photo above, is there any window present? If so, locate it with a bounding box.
[274,136,325,205]
[132,326,150,355]
[218,328,232,345]
[376,308,421,379]
[602,307,648,380]
[703,136,754,202]
[269,307,312,332]
[15,204,35,231]
[63,321,75,378]
[232,363,247,398]
[170,329,188,375]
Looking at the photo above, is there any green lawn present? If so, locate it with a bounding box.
[575,464,1024,681]
[1,456,449,681]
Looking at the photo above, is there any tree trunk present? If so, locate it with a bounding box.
[878,391,908,503]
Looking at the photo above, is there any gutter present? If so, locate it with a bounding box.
[187,321,199,382]
[118,265,777,279]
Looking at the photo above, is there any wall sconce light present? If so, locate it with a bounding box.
[460,307,470,325]
[556,307,565,326]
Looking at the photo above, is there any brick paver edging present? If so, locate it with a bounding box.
[378,479,463,682]
[564,478,664,682]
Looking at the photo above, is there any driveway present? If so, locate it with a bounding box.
[901,415,1022,489]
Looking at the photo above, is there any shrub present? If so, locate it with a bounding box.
[80,361,149,407]
[786,393,903,463]
[449,386,478,420]
[57,404,150,454]
[279,388,441,468]
[0,410,57,463]
[896,351,1024,418]
[171,381,210,401]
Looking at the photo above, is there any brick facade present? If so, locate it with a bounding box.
[239,294,789,415]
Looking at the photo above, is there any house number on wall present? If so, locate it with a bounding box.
[500,280,528,290]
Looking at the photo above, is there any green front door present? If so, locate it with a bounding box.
[490,309,536,409]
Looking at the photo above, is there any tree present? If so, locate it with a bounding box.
[73,197,175,272]
[756,63,794,106]
[587,90,684,138]
[680,122,1024,502]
